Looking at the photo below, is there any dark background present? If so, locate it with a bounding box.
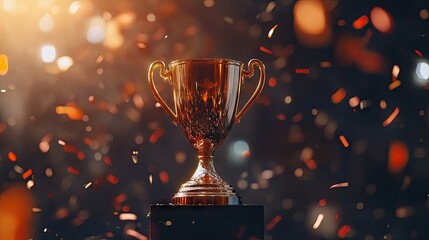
[0,0,428,239]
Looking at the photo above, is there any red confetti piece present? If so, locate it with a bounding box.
[82,136,94,146]
[149,128,164,144]
[276,114,286,121]
[107,174,119,184]
[77,151,85,160]
[318,198,327,207]
[414,49,423,58]
[335,213,339,222]
[104,156,112,165]
[330,182,349,189]
[0,123,6,134]
[382,107,400,127]
[67,167,80,175]
[338,225,351,238]
[268,77,277,87]
[115,193,127,203]
[8,151,17,162]
[339,135,349,148]
[304,159,317,170]
[22,169,33,180]
[63,144,79,153]
[295,68,310,74]
[159,171,169,184]
[353,15,369,29]
[106,232,114,238]
[122,205,131,212]
[266,215,282,231]
[388,80,401,90]
[259,46,273,55]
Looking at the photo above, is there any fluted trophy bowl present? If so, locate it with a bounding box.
[148,58,265,205]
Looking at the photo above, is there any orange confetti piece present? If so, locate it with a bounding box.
[22,169,33,180]
[353,15,369,29]
[63,144,79,153]
[388,80,401,90]
[331,88,346,104]
[55,103,84,120]
[266,215,282,231]
[0,54,9,75]
[295,68,310,74]
[67,167,80,175]
[330,182,349,189]
[8,151,17,162]
[339,135,349,148]
[259,46,273,55]
[107,174,119,184]
[149,128,164,144]
[338,225,351,238]
[388,141,408,174]
[0,123,6,134]
[303,159,317,170]
[115,193,127,203]
[159,171,169,184]
[77,151,85,160]
[382,107,400,127]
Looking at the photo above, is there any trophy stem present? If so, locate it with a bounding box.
[171,139,241,205]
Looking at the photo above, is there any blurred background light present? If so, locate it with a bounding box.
[40,45,56,63]
[87,16,106,44]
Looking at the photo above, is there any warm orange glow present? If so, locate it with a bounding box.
[388,80,401,90]
[294,0,326,35]
[159,171,169,184]
[295,68,310,74]
[338,225,351,238]
[22,169,33,180]
[266,214,282,231]
[0,54,9,75]
[331,88,346,104]
[388,141,409,174]
[370,7,393,33]
[353,15,369,29]
[67,167,80,175]
[268,77,277,87]
[0,185,34,239]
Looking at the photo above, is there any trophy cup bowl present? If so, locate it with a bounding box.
[148,58,265,205]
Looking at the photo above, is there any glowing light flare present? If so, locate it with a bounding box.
[338,225,351,238]
[330,182,349,189]
[353,15,369,29]
[87,16,106,44]
[103,21,124,49]
[39,13,55,32]
[312,213,324,229]
[382,107,400,127]
[3,0,17,12]
[370,7,393,33]
[339,135,349,148]
[392,65,400,78]
[119,213,137,221]
[331,88,346,104]
[266,215,282,231]
[26,180,34,189]
[0,54,9,75]
[56,56,74,72]
[159,171,169,184]
[294,0,326,35]
[268,24,278,38]
[125,229,148,240]
[40,45,56,63]
[416,62,429,80]
[388,141,408,174]
[348,96,360,108]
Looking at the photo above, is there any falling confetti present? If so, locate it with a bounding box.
[259,46,273,55]
[382,107,400,127]
[268,24,278,38]
[312,213,324,229]
[339,135,350,148]
[353,15,369,29]
[330,182,349,189]
[266,215,282,231]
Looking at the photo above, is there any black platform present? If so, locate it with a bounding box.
[150,204,264,240]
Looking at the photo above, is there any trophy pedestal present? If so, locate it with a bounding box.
[150,204,264,240]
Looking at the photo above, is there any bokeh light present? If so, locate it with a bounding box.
[87,16,106,44]
[40,45,56,63]
[370,7,393,33]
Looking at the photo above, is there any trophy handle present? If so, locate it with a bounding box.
[148,60,179,124]
[235,59,265,124]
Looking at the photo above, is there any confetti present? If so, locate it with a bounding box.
[339,135,349,148]
[0,54,9,75]
[414,49,423,58]
[125,229,148,240]
[119,213,137,221]
[312,213,324,229]
[8,152,17,162]
[388,141,408,174]
[107,174,119,184]
[382,107,400,127]
[331,88,346,104]
[330,182,349,189]
[149,128,164,144]
[83,182,92,188]
[388,80,401,90]
[353,15,369,29]
[266,215,282,231]
[67,167,80,175]
[22,169,33,180]
[268,24,278,38]
[159,171,169,184]
[295,68,310,74]
[338,225,351,238]
[259,46,273,55]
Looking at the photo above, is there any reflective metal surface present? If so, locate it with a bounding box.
[148,58,265,205]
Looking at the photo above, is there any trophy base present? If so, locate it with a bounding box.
[150,204,264,240]
[171,181,241,205]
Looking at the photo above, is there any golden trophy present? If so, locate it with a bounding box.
[148,58,265,205]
